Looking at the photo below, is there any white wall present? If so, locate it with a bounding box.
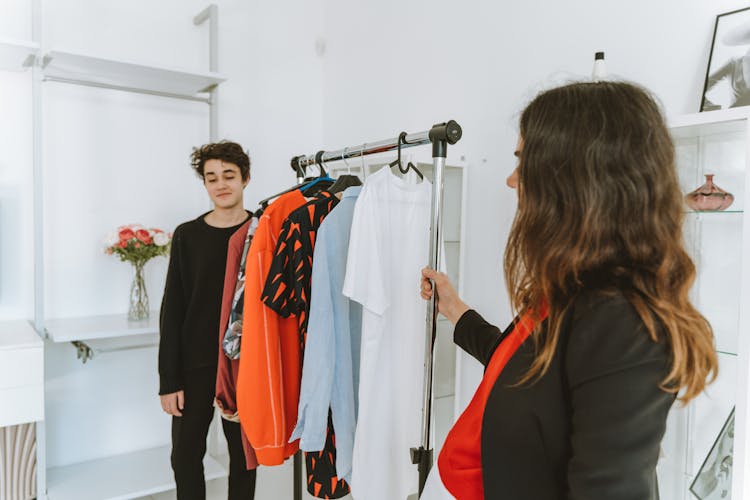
[38,0,326,320]
[319,0,750,411]
[1,0,327,321]
[0,0,33,320]
[0,0,327,472]
[0,69,34,320]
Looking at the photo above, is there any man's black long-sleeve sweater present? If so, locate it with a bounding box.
[158,212,249,395]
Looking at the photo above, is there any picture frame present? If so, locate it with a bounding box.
[701,7,750,111]
[690,407,735,499]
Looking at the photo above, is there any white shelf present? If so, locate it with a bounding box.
[86,332,158,353]
[44,312,158,343]
[42,49,225,98]
[0,38,38,71]
[669,108,750,139]
[0,320,42,350]
[71,333,159,364]
[47,445,226,500]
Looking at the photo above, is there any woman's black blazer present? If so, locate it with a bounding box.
[454,291,675,499]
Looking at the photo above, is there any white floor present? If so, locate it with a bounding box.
[142,457,351,500]
[141,395,454,500]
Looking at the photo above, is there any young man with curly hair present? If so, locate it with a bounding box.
[159,141,257,500]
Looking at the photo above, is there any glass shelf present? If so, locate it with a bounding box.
[717,350,738,357]
[669,108,750,139]
[685,210,744,214]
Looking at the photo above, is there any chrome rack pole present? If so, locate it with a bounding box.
[412,121,462,496]
[290,130,434,173]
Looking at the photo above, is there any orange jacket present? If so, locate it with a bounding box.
[236,190,307,465]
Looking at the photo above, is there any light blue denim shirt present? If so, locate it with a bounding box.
[290,186,363,485]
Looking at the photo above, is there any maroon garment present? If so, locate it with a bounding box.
[215,218,258,470]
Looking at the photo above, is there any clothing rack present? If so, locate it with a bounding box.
[290,120,462,498]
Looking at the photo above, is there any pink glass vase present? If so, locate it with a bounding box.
[685,174,734,212]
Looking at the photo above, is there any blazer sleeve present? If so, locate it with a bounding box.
[453,309,513,367]
[564,294,675,500]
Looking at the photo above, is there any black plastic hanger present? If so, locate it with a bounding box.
[258,154,332,208]
[258,183,301,209]
[328,147,363,194]
[389,132,423,180]
[328,174,362,194]
[300,151,334,196]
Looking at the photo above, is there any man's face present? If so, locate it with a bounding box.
[203,159,247,209]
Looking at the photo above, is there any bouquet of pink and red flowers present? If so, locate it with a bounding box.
[104,224,172,265]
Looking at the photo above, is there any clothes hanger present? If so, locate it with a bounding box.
[389,131,424,180]
[300,151,334,196]
[257,180,302,210]
[361,143,368,180]
[328,146,363,194]
[257,155,328,208]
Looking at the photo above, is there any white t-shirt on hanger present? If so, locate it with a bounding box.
[343,165,432,500]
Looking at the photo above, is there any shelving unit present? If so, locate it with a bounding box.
[33,5,224,347]
[17,4,228,499]
[656,108,750,500]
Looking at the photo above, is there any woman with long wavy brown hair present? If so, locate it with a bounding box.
[420,81,718,499]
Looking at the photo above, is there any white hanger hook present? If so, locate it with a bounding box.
[360,143,367,179]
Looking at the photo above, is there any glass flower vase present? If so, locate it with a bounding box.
[128,261,149,321]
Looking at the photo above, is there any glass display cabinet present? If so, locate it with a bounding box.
[658,108,750,500]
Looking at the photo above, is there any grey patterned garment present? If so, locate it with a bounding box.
[222,216,258,359]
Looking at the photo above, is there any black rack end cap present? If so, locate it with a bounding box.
[290,155,301,172]
[429,120,463,145]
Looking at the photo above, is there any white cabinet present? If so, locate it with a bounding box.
[658,108,750,500]
[0,321,44,428]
